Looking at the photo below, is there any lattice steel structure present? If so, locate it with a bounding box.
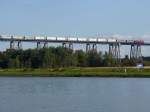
[130,44,143,63]
[109,43,121,64]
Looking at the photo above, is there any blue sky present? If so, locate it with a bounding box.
[0,0,150,36]
[0,0,150,56]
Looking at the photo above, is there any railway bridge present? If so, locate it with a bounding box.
[0,35,150,63]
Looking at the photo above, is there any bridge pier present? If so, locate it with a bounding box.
[43,42,48,48]
[10,41,15,49]
[37,42,48,49]
[37,42,41,49]
[62,43,73,50]
[62,43,67,48]
[86,43,97,52]
[92,44,97,51]
[109,43,121,64]
[10,41,22,49]
[17,41,22,49]
[86,43,91,52]
[69,43,73,50]
[130,44,142,62]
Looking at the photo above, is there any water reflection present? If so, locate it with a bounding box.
[0,77,150,112]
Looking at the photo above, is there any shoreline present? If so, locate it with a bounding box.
[0,67,149,77]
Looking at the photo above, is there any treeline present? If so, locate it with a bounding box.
[0,47,142,68]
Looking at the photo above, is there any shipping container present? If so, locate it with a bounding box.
[13,36,24,40]
[25,36,35,40]
[57,37,66,41]
[127,40,134,43]
[98,38,107,42]
[35,36,45,40]
[1,35,12,39]
[78,38,87,41]
[47,37,57,40]
[134,40,144,44]
[108,39,117,42]
[68,37,77,41]
[118,40,126,43]
[88,38,97,42]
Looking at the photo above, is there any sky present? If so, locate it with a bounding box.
[0,0,150,56]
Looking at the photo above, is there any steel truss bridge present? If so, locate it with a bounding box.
[0,35,150,63]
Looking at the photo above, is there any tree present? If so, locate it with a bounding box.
[87,51,103,67]
[103,52,115,67]
[122,55,135,66]
[75,50,87,67]
[0,46,142,68]
[42,48,56,68]
[0,52,9,68]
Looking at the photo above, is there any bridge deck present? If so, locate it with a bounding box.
[0,35,150,46]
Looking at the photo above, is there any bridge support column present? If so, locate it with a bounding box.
[62,43,73,50]
[10,41,15,49]
[17,41,22,49]
[37,42,48,49]
[62,43,67,48]
[130,44,142,63]
[37,42,41,49]
[92,44,97,52]
[86,43,91,52]
[69,43,73,50]
[109,43,121,64]
[43,42,48,48]
[10,41,22,49]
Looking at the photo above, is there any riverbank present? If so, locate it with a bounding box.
[0,67,150,77]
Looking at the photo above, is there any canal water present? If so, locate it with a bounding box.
[0,77,150,112]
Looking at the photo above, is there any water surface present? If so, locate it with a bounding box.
[0,77,150,112]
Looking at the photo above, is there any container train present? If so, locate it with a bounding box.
[0,35,144,44]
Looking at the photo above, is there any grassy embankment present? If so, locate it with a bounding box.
[0,67,150,77]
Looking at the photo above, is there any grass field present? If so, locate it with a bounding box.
[0,67,149,77]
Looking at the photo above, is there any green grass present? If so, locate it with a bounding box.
[0,67,150,77]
